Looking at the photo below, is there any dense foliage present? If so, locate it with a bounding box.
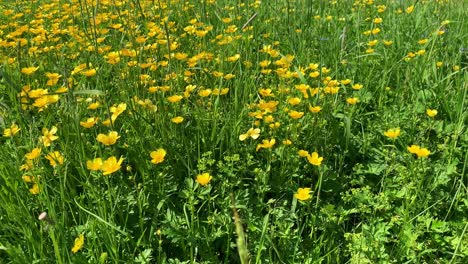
[0,0,466,263]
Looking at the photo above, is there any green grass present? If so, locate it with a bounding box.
[0,0,467,263]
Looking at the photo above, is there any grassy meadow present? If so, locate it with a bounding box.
[0,0,467,263]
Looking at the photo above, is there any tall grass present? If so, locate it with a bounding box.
[0,0,466,263]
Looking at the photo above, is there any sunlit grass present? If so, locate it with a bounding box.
[0,0,466,263]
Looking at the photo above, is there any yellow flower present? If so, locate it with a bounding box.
[282,139,292,145]
[308,105,322,113]
[239,128,260,141]
[416,49,426,56]
[407,145,420,154]
[309,71,320,78]
[101,156,124,175]
[352,84,363,90]
[436,62,443,68]
[71,64,87,75]
[256,138,276,151]
[171,116,184,124]
[25,148,41,160]
[294,188,312,201]
[45,151,64,167]
[384,128,401,139]
[406,5,414,14]
[87,158,103,171]
[22,175,37,183]
[81,68,97,77]
[167,95,183,103]
[41,126,59,147]
[21,66,39,75]
[307,152,323,166]
[101,119,111,126]
[55,86,68,94]
[426,109,437,117]
[196,172,212,186]
[367,40,378,47]
[407,145,430,158]
[3,123,21,137]
[28,88,48,98]
[87,102,100,110]
[288,110,304,119]
[96,131,120,146]
[150,148,166,164]
[416,148,431,158]
[259,60,271,68]
[373,17,383,24]
[105,51,120,64]
[298,150,309,157]
[263,115,274,123]
[383,40,393,46]
[71,234,85,253]
[341,79,351,85]
[80,117,99,128]
[199,89,212,97]
[287,97,301,106]
[110,103,127,121]
[346,97,359,105]
[29,183,40,195]
[45,72,62,86]
[418,39,428,45]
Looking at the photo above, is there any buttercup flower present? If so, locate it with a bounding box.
[416,148,431,158]
[406,5,414,14]
[288,110,304,119]
[287,97,301,106]
[3,123,21,137]
[239,128,260,141]
[199,89,212,97]
[71,234,85,253]
[45,151,64,167]
[309,105,322,113]
[307,152,323,166]
[96,131,120,146]
[29,184,40,195]
[45,72,62,86]
[426,109,437,118]
[171,116,184,124]
[80,117,99,128]
[21,66,39,75]
[384,128,401,139]
[87,158,103,171]
[294,188,312,201]
[256,138,276,151]
[110,103,127,121]
[346,97,359,105]
[150,148,166,164]
[41,126,59,147]
[167,95,183,103]
[196,172,212,186]
[25,148,41,160]
[101,156,124,175]
[87,102,100,110]
[407,145,431,158]
[81,68,97,77]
